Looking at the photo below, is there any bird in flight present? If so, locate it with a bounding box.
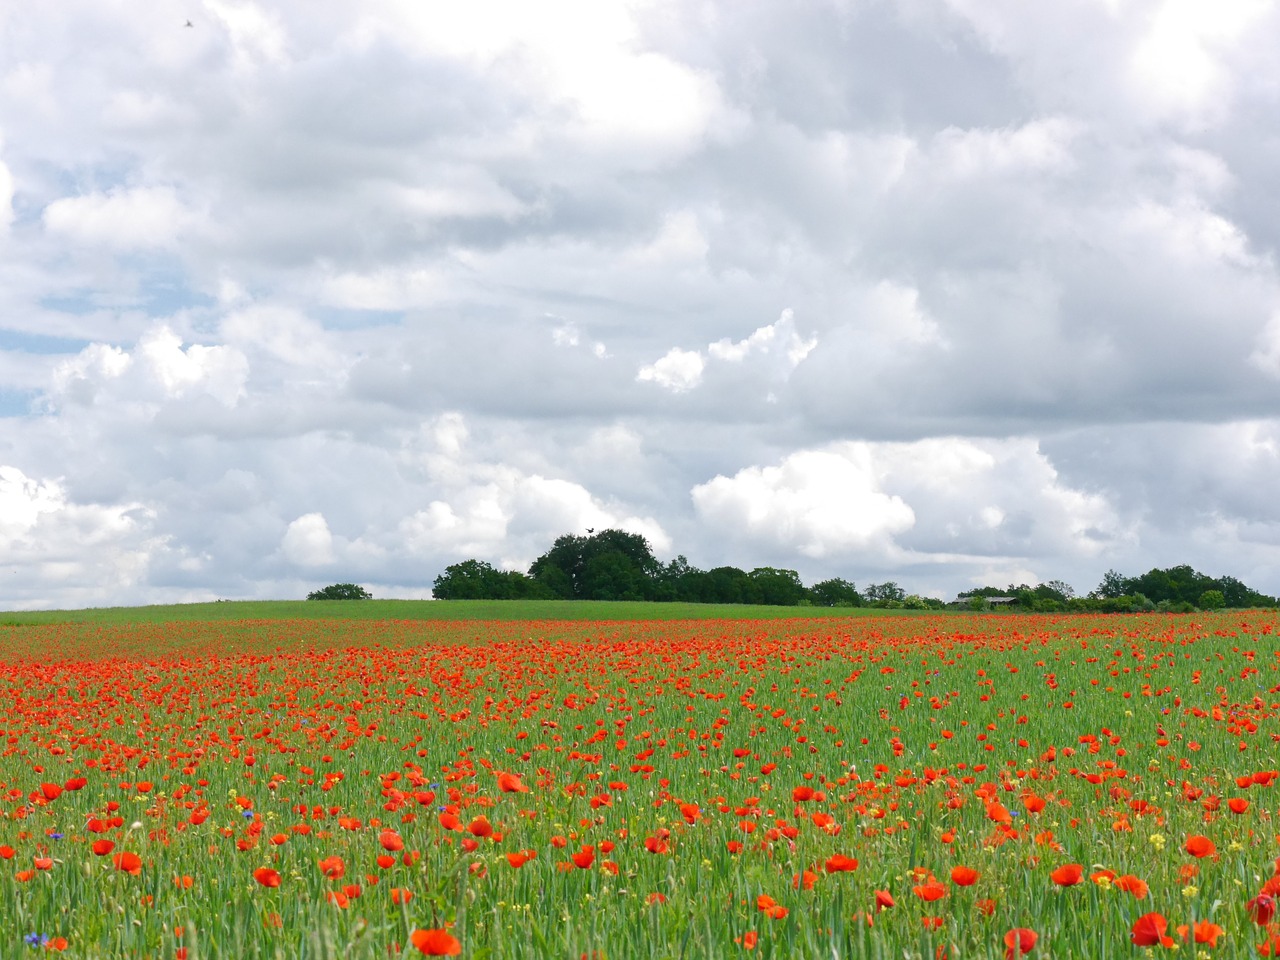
[586,528,595,535]
[184,20,193,27]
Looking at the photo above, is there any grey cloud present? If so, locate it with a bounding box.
[3,1,1280,605]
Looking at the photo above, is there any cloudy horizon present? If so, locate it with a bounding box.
[3,0,1280,609]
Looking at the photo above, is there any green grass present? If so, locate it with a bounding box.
[0,598,900,626]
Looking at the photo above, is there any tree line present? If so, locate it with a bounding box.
[431,529,883,606]
[427,530,1279,610]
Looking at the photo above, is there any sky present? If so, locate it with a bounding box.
[3,0,1280,609]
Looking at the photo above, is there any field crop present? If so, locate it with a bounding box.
[0,612,1278,958]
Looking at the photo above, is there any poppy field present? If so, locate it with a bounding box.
[2,611,1279,958]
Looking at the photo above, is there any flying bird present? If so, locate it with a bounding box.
[586,528,594,534]
[184,20,193,27]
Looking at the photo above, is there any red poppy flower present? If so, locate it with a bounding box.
[825,855,859,873]
[1185,835,1216,858]
[318,856,345,879]
[253,867,281,888]
[1131,912,1174,947]
[112,851,142,875]
[1114,875,1148,899]
[411,929,462,956]
[92,839,115,856]
[1004,928,1037,959]
[875,890,895,912]
[644,836,670,854]
[1188,921,1224,947]
[571,846,595,869]
[793,870,818,891]
[497,772,529,793]
[951,866,979,887]
[379,830,404,852]
[1050,864,1083,886]
[325,890,349,908]
[913,880,947,902]
[1247,893,1277,925]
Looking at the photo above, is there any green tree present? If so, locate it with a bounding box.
[865,582,905,604]
[1127,565,1199,605]
[653,555,698,601]
[307,583,372,600]
[747,567,807,606]
[432,560,499,599]
[809,578,861,607]
[1036,580,1075,602]
[701,567,755,604]
[1092,569,1129,600]
[1197,589,1226,610]
[432,560,549,599]
[529,529,661,600]
[583,553,646,600]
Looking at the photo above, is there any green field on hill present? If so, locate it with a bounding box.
[0,598,892,626]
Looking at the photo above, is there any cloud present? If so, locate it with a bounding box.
[636,347,705,393]
[693,437,1129,587]
[0,465,164,609]
[281,512,335,566]
[708,308,817,366]
[692,448,916,558]
[43,186,197,251]
[138,327,248,406]
[395,413,672,573]
[0,157,13,232]
[639,310,818,399]
[4,0,1280,606]
[50,327,247,409]
[1249,312,1280,376]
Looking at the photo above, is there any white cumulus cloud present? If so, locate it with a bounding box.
[692,448,916,558]
[281,513,335,566]
[138,327,248,406]
[709,308,817,367]
[43,186,197,251]
[636,347,705,392]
